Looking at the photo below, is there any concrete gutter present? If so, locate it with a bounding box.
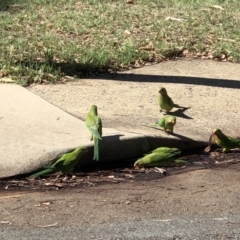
[1,59,240,178]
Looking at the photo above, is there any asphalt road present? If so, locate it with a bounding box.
[1,162,240,240]
[2,214,240,240]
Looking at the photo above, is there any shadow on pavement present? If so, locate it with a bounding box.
[102,134,125,143]
[100,74,240,89]
[164,108,193,120]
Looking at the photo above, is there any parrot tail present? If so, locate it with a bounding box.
[93,136,99,161]
[29,168,54,179]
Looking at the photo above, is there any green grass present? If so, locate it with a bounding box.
[0,0,240,85]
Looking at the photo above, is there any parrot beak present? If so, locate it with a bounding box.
[133,162,139,169]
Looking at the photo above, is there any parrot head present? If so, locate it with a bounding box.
[134,161,142,168]
[89,105,98,114]
[158,87,168,95]
[212,128,224,138]
[213,128,221,134]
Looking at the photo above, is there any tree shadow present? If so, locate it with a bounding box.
[105,73,240,89]
[12,57,240,89]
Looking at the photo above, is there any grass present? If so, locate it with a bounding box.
[0,0,240,85]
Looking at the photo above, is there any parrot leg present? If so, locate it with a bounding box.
[90,134,93,141]
[164,129,169,135]
[163,127,169,133]
[160,108,163,112]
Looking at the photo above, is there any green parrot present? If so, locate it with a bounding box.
[150,147,181,155]
[207,128,240,153]
[29,146,87,178]
[85,105,102,161]
[149,115,176,133]
[158,87,182,112]
[134,147,190,168]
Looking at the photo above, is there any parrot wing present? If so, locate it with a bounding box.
[150,147,181,155]
[134,152,178,168]
[85,115,102,140]
[29,147,87,178]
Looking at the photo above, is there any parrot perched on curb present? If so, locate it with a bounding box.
[148,115,176,133]
[29,146,87,178]
[207,128,240,153]
[134,147,191,168]
[158,87,182,112]
[85,105,102,161]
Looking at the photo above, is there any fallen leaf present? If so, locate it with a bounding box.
[44,182,65,188]
[124,30,131,35]
[204,146,211,152]
[34,204,41,207]
[210,5,224,10]
[154,167,166,173]
[108,175,115,179]
[0,77,15,83]
[0,221,11,224]
[36,223,58,228]
[217,38,235,43]
[139,42,154,50]
[165,16,185,22]
[215,159,240,165]
[213,218,228,221]
[0,194,24,199]
[154,219,172,222]
[41,201,52,206]
[124,174,135,178]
